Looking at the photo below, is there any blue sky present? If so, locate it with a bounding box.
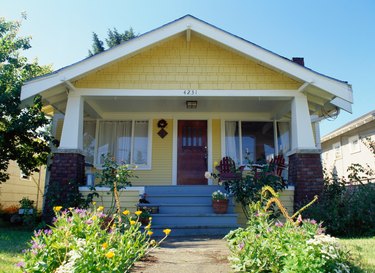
[2,0,374,136]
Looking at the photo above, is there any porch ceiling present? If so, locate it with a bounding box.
[45,95,292,118]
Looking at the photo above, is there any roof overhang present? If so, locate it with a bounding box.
[21,15,353,114]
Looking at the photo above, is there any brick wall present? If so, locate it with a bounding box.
[288,152,324,209]
[43,152,85,222]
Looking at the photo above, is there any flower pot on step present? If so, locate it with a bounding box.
[212,199,228,214]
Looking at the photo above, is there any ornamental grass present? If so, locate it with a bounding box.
[18,205,170,273]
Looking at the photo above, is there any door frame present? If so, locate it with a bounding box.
[172,117,213,185]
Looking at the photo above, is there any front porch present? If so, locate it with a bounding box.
[80,185,294,236]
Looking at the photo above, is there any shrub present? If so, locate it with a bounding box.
[304,178,375,237]
[225,188,353,273]
[19,205,169,272]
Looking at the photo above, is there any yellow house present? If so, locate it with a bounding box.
[20,15,352,235]
[0,162,45,211]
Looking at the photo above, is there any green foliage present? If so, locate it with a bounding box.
[88,32,105,56]
[222,165,286,219]
[43,179,88,223]
[304,176,375,237]
[95,154,137,213]
[212,190,229,200]
[19,206,168,272]
[18,197,34,209]
[0,16,55,183]
[225,201,353,273]
[88,27,137,56]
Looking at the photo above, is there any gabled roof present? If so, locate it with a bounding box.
[21,14,353,112]
[321,109,375,142]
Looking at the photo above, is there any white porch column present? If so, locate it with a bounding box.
[290,95,316,151]
[59,93,84,150]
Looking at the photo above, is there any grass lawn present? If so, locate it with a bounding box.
[340,236,375,273]
[0,219,32,273]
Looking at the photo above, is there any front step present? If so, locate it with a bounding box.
[143,186,239,237]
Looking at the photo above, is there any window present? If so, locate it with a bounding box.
[87,120,150,168]
[332,142,342,159]
[348,135,361,154]
[224,121,278,165]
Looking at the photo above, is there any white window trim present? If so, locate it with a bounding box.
[348,135,361,154]
[93,119,152,170]
[332,141,342,159]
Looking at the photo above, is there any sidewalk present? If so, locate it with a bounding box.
[131,236,232,273]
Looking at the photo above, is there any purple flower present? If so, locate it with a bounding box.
[98,212,106,218]
[34,230,42,237]
[310,219,317,225]
[275,221,284,227]
[15,261,25,268]
[238,241,245,250]
[52,217,57,223]
[86,219,93,225]
[67,217,73,223]
[44,229,52,235]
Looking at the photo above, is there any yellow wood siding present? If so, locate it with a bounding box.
[127,119,173,186]
[80,189,139,213]
[0,161,45,210]
[236,189,294,226]
[75,34,300,90]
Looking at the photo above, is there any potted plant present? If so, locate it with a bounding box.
[136,207,151,225]
[212,190,229,214]
[18,197,34,215]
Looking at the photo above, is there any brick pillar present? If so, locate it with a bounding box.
[288,151,324,210]
[43,150,85,223]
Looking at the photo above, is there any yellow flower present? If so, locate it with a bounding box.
[163,228,171,236]
[214,161,219,167]
[122,210,130,215]
[97,206,104,212]
[92,215,97,221]
[105,251,115,258]
[135,210,142,216]
[53,206,62,212]
[147,231,154,236]
[145,224,151,230]
[102,242,108,249]
[68,207,74,211]
[150,239,157,246]
[130,220,136,225]
[92,201,96,205]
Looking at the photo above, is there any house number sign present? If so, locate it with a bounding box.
[183,90,198,95]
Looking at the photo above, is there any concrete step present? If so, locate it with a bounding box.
[149,224,239,237]
[150,213,238,226]
[139,203,235,214]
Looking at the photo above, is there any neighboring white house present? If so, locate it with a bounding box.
[321,110,375,180]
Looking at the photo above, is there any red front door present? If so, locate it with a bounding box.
[177,120,208,185]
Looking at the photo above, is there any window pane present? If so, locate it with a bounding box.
[242,122,274,163]
[225,121,240,165]
[83,121,96,165]
[116,121,132,164]
[98,121,116,164]
[133,121,148,165]
[277,122,290,155]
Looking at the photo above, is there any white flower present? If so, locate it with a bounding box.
[204,171,212,179]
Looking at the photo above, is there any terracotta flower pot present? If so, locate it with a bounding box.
[212,199,229,214]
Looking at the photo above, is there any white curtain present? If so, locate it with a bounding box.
[98,121,115,164]
[83,121,96,164]
[133,121,148,165]
[116,121,132,164]
[225,121,239,164]
[278,122,290,154]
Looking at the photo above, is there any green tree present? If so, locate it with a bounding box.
[88,32,105,56]
[88,27,137,56]
[0,16,54,183]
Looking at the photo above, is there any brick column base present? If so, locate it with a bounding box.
[43,150,85,223]
[288,151,324,210]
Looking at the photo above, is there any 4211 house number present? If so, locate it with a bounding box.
[183,90,198,95]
